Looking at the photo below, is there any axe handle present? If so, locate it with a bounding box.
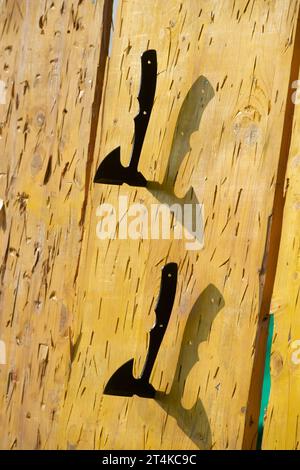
[141,263,178,383]
[130,50,157,172]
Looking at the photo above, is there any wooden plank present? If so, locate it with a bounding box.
[0,0,112,450]
[242,11,300,450]
[262,67,300,450]
[57,0,300,450]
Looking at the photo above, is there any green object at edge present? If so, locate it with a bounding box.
[257,314,274,450]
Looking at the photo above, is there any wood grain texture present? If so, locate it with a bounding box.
[0,0,111,449]
[56,0,299,450]
[243,10,300,450]
[262,68,300,450]
[1,0,299,451]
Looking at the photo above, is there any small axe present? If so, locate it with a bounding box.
[94,49,157,187]
[104,262,178,398]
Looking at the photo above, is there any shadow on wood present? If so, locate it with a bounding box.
[156,284,224,450]
[148,75,215,244]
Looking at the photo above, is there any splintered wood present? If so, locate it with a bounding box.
[0,0,299,450]
[0,0,110,449]
[263,68,300,451]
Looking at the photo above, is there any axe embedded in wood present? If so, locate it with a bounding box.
[104,262,178,398]
[94,49,157,187]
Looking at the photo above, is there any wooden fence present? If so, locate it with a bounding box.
[0,0,299,450]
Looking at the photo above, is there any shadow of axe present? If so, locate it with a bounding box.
[156,284,225,449]
[148,75,215,203]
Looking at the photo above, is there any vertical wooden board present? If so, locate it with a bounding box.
[0,0,110,450]
[262,69,300,450]
[57,0,300,450]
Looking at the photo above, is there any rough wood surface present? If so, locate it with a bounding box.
[243,10,300,450]
[57,0,299,450]
[0,0,111,450]
[262,67,300,450]
[0,0,299,451]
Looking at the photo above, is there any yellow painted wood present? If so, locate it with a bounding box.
[0,0,111,450]
[57,0,300,450]
[262,68,300,450]
[1,0,300,451]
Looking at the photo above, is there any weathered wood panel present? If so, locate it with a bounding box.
[0,0,112,449]
[262,67,300,450]
[243,11,300,450]
[57,0,300,450]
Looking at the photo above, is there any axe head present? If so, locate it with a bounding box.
[94,147,147,187]
[104,359,156,398]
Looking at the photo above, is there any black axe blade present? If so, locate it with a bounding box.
[93,146,147,187]
[94,49,157,187]
[104,263,178,398]
[103,359,156,398]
